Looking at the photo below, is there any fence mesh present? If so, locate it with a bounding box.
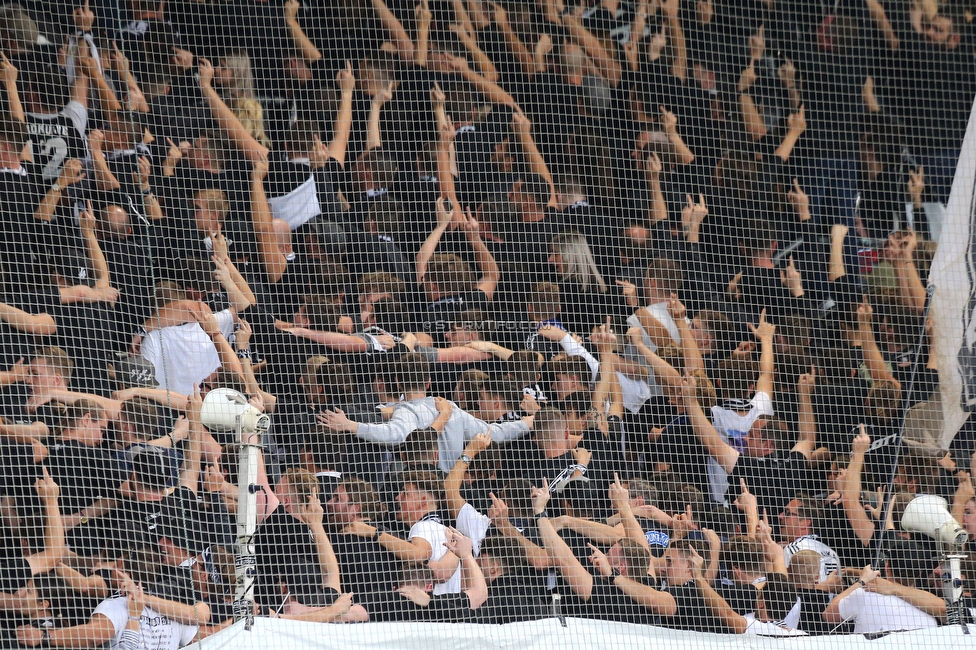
[0,0,975,647]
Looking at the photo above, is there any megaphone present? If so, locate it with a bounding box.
[900,495,969,547]
[200,388,271,435]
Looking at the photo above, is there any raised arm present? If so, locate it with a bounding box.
[748,309,775,398]
[890,230,927,314]
[370,0,415,61]
[450,23,499,83]
[181,389,204,495]
[856,300,898,387]
[284,0,322,62]
[536,486,597,599]
[659,106,694,165]
[670,296,705,375]
[775,105,806,162]
[645,152,668,224]
[842,426,876,546]
[35,159,85,222]
[511,112,557,207]
[691,549,746,633]
[198,58,269,164]
[661,0,686,82]
[683,373,739,473]
[794,368,817,458]
[445,527,488,610]
[561,10,622,86]
[365,83,393,152]
[1,53,24,122]
[445,431,490,520]
[26,468,66,575]
[488,493,553,569]
[416,197,452,283]
[490,2,533,75]
[299,495,341,592]
[194,303,244,379]
[414,0,432,67]
[609,474,650,550]
[249,160,287,284]
[460,209,500,300]
[329,63,356,166]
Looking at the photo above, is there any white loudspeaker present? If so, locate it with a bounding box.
[901,495,969,546]
[200,388,271,435]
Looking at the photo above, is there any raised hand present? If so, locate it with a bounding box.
[531,478,551,513]
[747,308,775,341]
[337,60,355,94]
[608,472,629,506]
[198,57,214,87]
[852,423,871,456]
[587,543,612,577]
[798,366,816,393]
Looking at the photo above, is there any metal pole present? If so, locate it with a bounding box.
[233,417,261,629]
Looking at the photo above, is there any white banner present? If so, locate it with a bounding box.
[930,97,976,449]
[186,617,972,650]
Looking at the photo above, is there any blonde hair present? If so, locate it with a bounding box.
[788,550,821,589]
[220,51,271,148]
[551,232,607,293]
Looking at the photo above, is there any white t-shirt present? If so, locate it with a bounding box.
[455,503,491,556]
[409,516,462,595]
[140,309,235,394]
[93,595,198,650]
[707,392,774,503]
[836,588,939,634]
[783,535,841,583]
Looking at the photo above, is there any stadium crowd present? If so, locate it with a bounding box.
[1,0,976,646]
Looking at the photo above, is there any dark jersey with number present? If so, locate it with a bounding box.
[26,101,88,182]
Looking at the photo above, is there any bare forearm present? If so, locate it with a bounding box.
[329,89,354,166]
[0,303,56,335]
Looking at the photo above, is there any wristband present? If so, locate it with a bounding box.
[41,629,52,647]
[459,454,472,465]
[858,579,866,587]
[570,464,587,475]
[237,348,252,360]
[534,511,549,520]
[50,182,62,193]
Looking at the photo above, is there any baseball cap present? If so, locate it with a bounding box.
[114,353,159,388]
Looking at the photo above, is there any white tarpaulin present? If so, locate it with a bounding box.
[929,96,976,448]
[185,617,975,650]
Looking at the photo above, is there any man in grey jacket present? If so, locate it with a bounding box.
[317,353,531,472]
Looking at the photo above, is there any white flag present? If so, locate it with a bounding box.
[930,97,976,448]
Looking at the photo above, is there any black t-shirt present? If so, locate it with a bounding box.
[477,572,549,624]
[716,580,758,616]
[93,487,213,558]
[42,440,126,515]
[569,577,661,625]
[329,531,399,612]
[652,415,713,499]
[254,506,331,608]
[728,450,813,515]
[371,591,477,623]
[796,587,850,635]
[0,556,31,593]
[663,581,728,632]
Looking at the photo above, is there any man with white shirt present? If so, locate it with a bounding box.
[139,301,237,395]
[823,542,944,633]
[779,495,840,582]
[317,353,529,472]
